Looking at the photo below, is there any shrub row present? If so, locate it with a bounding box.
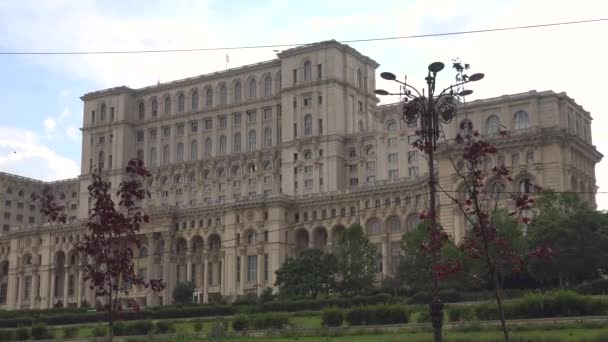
[321,305,408,327]
[409,289,461,304]
[575,278,608,295]
[231,314,290,331]
[256,293,394,313]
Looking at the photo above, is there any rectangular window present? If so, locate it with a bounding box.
[350,178,359,186]
[408,151,418,163]
[24,276,32,300]
[293,69,297,84]
[388,153,398,163]
[367,161,376,170]
[99,136,105,144]
[177,124,185,136]
[247,255,257,282]
[263,108,272,121]
[248,178,257,186]
[191,121,198,133]
[318,119,323,134]
[293,123,297,138]
[303,96,312,106]
[367,175,376,183]
[263,176,272,184]
[247,110,257,124]
[389,169,399,179]
[358,101,363,112]
[264,254,269,282]
[219,116,227,129]
[409,166,419,177]
[388,137,398,147]
[318,95,323,104]
[110,107,115,121]
[407,135,417,144]
[304,165,313,174]
[150,129,157,140]
[317,64,322,79]
[349,164,358,173]
[233,113,241,126]
[4,201,10,208]
[162,126,170,137]
[204,119,213,130]
[304,179,313,189]
[236,256,240,282]
[136,131,144,143]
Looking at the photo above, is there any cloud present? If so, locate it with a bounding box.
[65,127,79,140]
[0,126,79,181]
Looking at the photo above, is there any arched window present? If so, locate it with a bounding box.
[138,102,145,120]
[204,138,212,157]
[366,146,375,156]
[248,130,257,151]
[233,132,241,153]
[191,90,199,110]
[234,81,242,103]
[514,110,529,130]
[263,160,272,171]
[387,120,397,132]
[164,96,171,114]
[149,147,157,167]
[460,119,473,137]
[248,79,256,98]
[162,145,170,164]
[174,174,182,184]
[217,167,226,178]
[264,76,272,96]
[304,61,312,81]
[98,150,105,169]
[151,98,158,117]
[519,178,533,193]
[176,143,184,161]
[205,88,213,107]
[219,85,227,105]
[190,140,198,160]
[263,127,272,147]
[388,217,401,233]
[247,231,257,245]
[348,149,356,158]
[357,68,362,88]
[304,114,312,136]
[368,219,381,235]
[304,150,312,160]
[486,115,499,135]
[178,94,185,112]
[219,135,226,154]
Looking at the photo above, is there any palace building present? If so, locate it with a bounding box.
[0,40,601,310]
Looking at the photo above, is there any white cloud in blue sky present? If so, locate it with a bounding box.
[1,0,608,207]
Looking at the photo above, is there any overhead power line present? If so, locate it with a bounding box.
[0,18,606,56]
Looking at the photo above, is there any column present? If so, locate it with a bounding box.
[76,270,82,307]
[39,267,50,310]
[202,259,208,304]
[63,268,69,308]
[6,271,17,309]
[146,252,155,307]
[31,274,39,309]
[49,271,55,308]
[15,276,21,309]
[257,252,263,295]
[162,238,171,305]
[239,253,245,295]
[186,255,192,282]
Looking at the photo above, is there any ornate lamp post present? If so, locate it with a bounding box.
[375,62,483,342]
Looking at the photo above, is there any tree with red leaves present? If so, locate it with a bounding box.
[33,159,165,342]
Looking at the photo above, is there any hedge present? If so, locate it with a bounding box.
[232,313,289,331]
[409,289,461,304]
[345,305,408,326]
[575,278,608,295]
[256,293,394,313]
[321,308,344,327]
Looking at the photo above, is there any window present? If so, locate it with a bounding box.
[263,108,272,121]
[101,104,106,121]
[162,145,170,164]
[512,153,520,166]
[136,131,144,143]
[233,132,241,152]
[389,169,399,179]
[304,114,312,136]
[388,217,401,233]
[388,137,398,147]
[151,98,158,117]
[303,96,312,106]
[247,255,258,282]
[219,116,227,129]
[409,167,418,176]
[177,124,184,136]
[367,161,375,169]
[164,96,171,114]
[263,76,272,97]
[293,69,297,84]
[233,112,241,126]
[304,165,313,174]
[248,79,256,98]
[519,178,533,193]
[526,151,534,164]
[176,143,184,161]
[178,94,185,112]
[204,138,212,157]
[191,121,198,133]
[247,110,257,124]
[263,127,272,147]
[304,61,311,81]
[317,64,322,79]
[138,102,145,120]
[357,68,362,88]
[247,231,257,245]
[149,147,157,167]
[408,151,418,163]
[263,175,272,184]
[4,200,10,207]
[388,153,398,163]
[349,178,358,186]
[191,90,199,110]
[407,135,417,145]
[204,119,212,130]
[163,126,170,137]
[514,110,529,130]
[219,85,227,105]
[150,128,157,140]
[460,119,473,137]
[264,254,269,281]
[205,88,213,107]
[305,179,313,189]
[219,135,226,154]
[358,101,363,112]
[248,130,257,151]
[486,115,500,135]
[318,119,323,134]
[349,164,357,173]
[368,219,381,235]
[367,175,376,183]
[110,107,115,121]
[91,110,96,124]
[234,81,242,103]
[98,151,105,169]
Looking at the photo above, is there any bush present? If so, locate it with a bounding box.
[91,324,106,337]
[127,320,154,335]
[31,322,50,340]
[15,326,30,340]
[112,322,128,336]
[345,307,374,326]
[250,314,289,330]
[321,308,344,327]
[575,278,608,295]
[63,326,79,339]
[232,315,249,331]
[155,320,174,334]
[410,289,461,304]
[374,305,408,324]
[0,330,14,342]
[193,320,204,332]
[447,305,476,322]
[172,281,196,305]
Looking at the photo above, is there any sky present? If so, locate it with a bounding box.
[0,0,607,207]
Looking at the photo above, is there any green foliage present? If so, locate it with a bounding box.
[256,293,394,313]
[30,322,50,340]
[250,313,290,330]
[528,191,608,284]
[447,305,476,322]
[410,289,462,304]
[231,315,249,331]
[275,248,337,298]
[91,324,107,337]
[15,326,30,340]
[192,320,204,332]
[0,329,14,342]
[321,308,344,327]
[172,281,196,305]
[335,224,378,295]
[127,320,154,335]
[154,320,174,334]
[63,326,79,339]
[345,305,408,326]
[575,278,608,295]
[112,322,128,336]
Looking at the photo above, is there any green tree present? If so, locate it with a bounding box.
[275,248,337,298]
[172,281,196,305]
[528,191,608,286]
[334,223,378,295]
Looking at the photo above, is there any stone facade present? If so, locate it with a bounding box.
[0,40,601,310]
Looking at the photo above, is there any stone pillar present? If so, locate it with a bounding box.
[239,252,245,295]
[202,258,208,304]
[15,276,21,309]
[63,267,69,308]
[49,271,55,308]
[31,274,39,309]
[146,253,154,307]
[76,270,83,307]
[6,271,17,309]
[162,239,171,305]
[257,252,263,295]
[39,267,50,310]
[186,255,192,283]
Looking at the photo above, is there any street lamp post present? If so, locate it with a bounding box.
[376,62,483,342]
